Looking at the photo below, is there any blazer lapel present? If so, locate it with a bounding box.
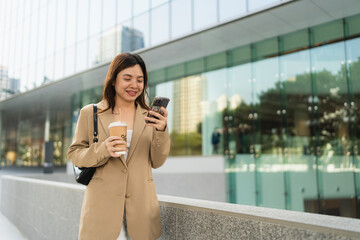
[127,105,147,164]
[97,100,113,139]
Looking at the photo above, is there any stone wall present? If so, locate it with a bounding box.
[1,175,360,240]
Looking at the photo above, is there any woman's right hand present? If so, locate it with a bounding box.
[105,136,126,157]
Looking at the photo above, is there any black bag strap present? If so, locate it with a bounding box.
[93,104,98,143]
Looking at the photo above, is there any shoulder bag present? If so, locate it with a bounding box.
[73,104,98,185]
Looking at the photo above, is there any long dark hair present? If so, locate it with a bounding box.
[101,52,150,113]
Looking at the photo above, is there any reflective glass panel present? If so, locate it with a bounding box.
[227,63,256,205]
[345,38,360,208]
[55,0,66,51]
[171,0,191,38]
[152,0,168,8]
[103,0,116,31]
[219,0,246,21]
[64,45,75,77]
[134,0,150,16]
[76,40,88,73]
[44,55,55,82]
[248,0,280,11]
[280,50,316,212]
[311,42,355,210]
[89,0,102,37]
[193,0,217,30]
[37,6,47,61]
[117,0,132,23]
[54,50,64,80]
[254,57,285,209]
[77,0,89,42]
[66,0,77,47]
[202,69,227,156]
[46,0,56,56]
[151,3,169,45]
[133,12,149,48]
[36,60,45,87]
[88,34,101,67]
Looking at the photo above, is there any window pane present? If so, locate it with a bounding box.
[22,17,31,68]
[76,40,88,72]
[37,6,47,60]
[117,0,132,23]
[36,60,44,86]
[103,0,116,31]
[54,51,64,80]
[64,45,75,77]
[29,14,38,65]
[227,63,256,205]
[66,0,77,47]
[46,0,56,56]
[254,57,285,209]
[134,0,149,16]
[89,0,102,37]
[312,20,343,46]
[55,0,66,51]
[44,55,55,82]
[116,20,134,53]
[77,0,89,42]
[202,69,227,156]
[151,3,169,45]
[219,0,246,21]
[194,0,217,30]
[133,12,149,49]
[99,29,117,64]
[171,0,191,38]
[311,42,353,200]
[152,0,168,8]
[88,34,100,67]
[280,50,316,211]
[248,0,280,12]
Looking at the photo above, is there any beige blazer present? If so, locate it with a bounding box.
[67,100,170,240]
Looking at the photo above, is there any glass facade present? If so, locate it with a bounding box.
[147,15,360,217]
[0,0,283,92]
[1,0,360,218]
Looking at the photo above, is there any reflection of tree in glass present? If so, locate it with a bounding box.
[222,57,360,158]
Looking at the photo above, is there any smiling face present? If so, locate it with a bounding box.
[113,64,144,105]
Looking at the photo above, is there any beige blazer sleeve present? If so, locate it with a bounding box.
[150,127,170,169]
[67,106,111,168]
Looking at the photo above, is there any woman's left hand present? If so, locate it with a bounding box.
[145,107,168,131]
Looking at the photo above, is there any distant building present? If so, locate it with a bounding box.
[0,66,10,100]
[97,25,144,64]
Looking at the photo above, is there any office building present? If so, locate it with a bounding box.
[0,0,360,217]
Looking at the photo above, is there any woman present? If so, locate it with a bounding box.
[67,52,170,240]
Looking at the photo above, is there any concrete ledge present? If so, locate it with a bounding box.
[1,175,360,240]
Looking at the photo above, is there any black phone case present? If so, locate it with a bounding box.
[146,97,170,124]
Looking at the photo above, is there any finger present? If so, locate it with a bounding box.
[108,136,122,142]
[113,147,126,152]
[149,110,164,119]
[160,107,168,117]
[145,116,161,124]
[112,140,126,146]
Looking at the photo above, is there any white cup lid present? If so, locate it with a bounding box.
[108,121,127,128]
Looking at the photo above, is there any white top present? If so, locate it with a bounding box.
[124,130,133,161]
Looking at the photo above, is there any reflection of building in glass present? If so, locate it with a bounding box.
[0,0,360,219]
[97,25,144,64]
[9,78,20,94]
[172,76,204,133]
[0,66,10,100]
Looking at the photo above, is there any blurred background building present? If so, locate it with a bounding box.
[0,0,360,218]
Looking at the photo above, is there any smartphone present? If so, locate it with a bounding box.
[146,96,170,124]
